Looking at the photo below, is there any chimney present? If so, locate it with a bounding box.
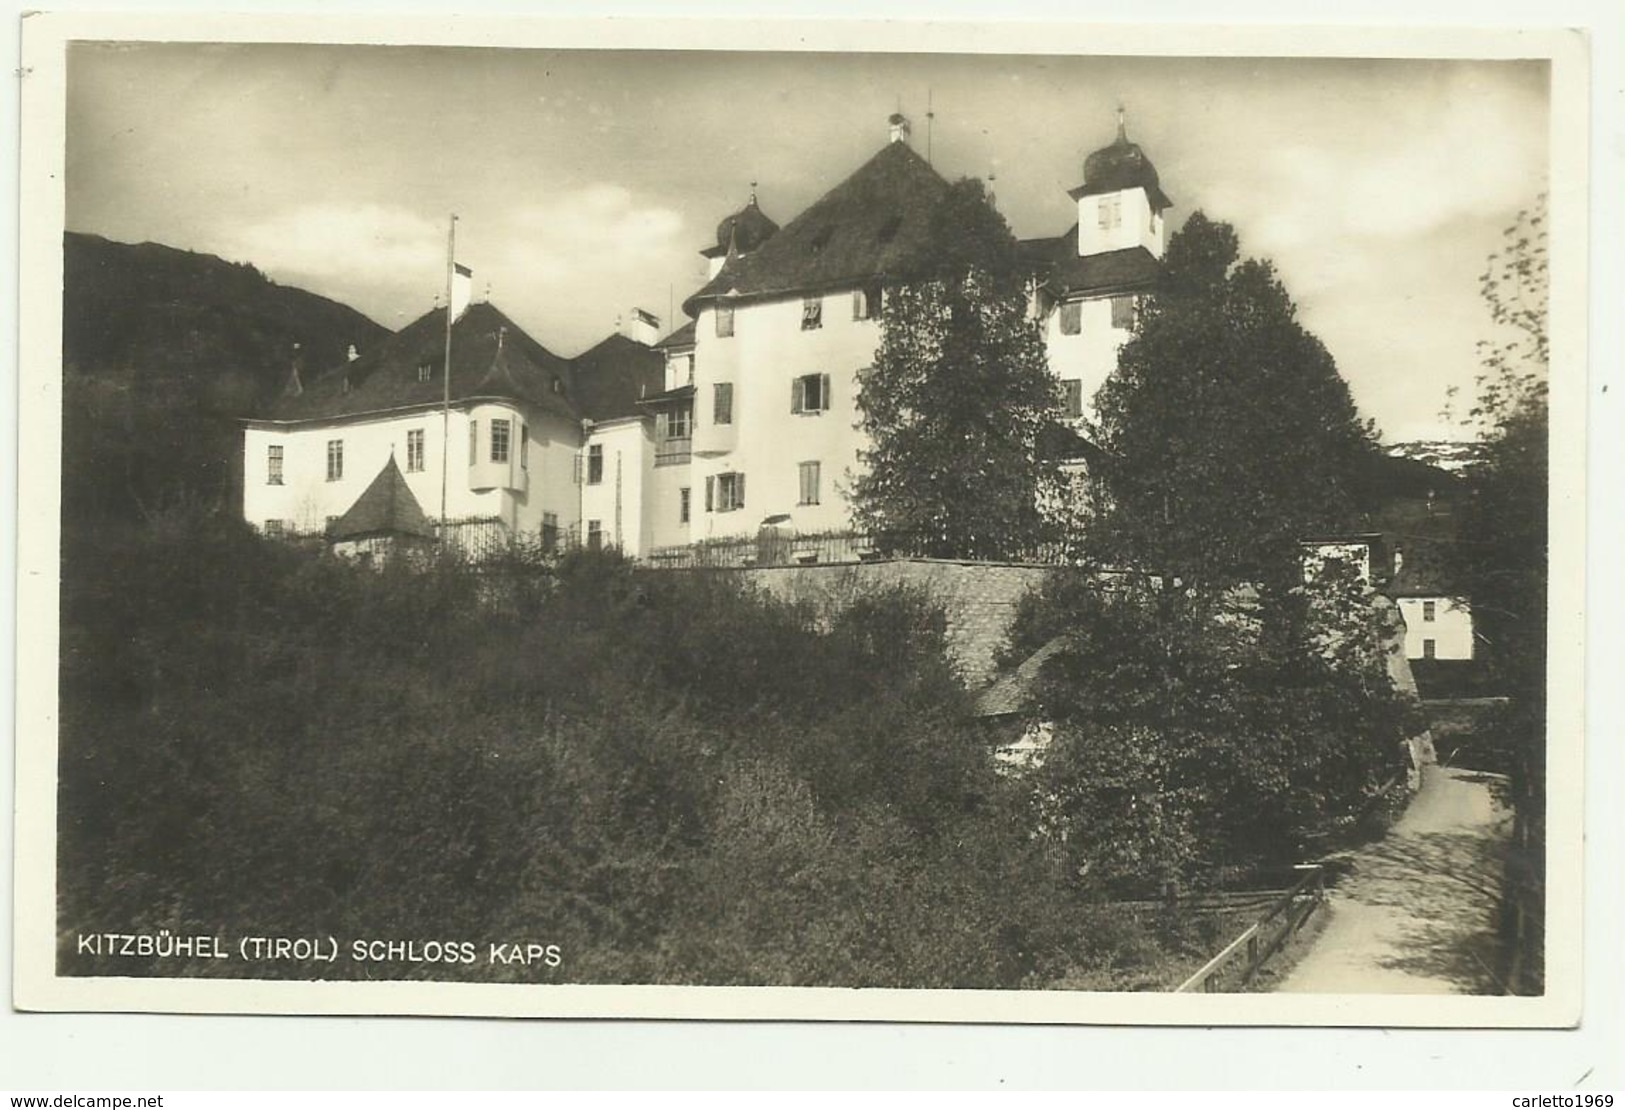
[888,112,911,145]
[624,307,661,347]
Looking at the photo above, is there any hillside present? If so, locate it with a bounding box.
[62,232,390,522]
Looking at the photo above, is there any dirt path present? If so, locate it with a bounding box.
[1274,764,1513,994]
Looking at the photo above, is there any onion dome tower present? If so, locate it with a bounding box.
[1068,107,1173,259]
[700,188,780,277]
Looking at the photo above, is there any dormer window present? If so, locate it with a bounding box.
[809,227,833,254]
[801,296,823,331]
[417,363,432,383]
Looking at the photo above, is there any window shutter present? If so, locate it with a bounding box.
[821,373,831,411]
[737,472,745,508]
[573,453,583,485]
[791,377,803,414]
[705,476,714,512]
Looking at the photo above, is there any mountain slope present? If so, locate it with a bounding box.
[62,232,390,522]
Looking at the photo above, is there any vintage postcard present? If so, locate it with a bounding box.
[12,12,1589,1025]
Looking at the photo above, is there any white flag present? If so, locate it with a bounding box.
[450,261,474,321]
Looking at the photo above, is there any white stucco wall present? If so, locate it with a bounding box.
[579,418,652,555]
[689,291,878,540]
[1397,596,1475,661]
[645,458,694,552]
[1075,186,1163,258]
[1043,294,1135,425]
[244,403,579,538]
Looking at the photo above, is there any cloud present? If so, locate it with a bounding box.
[1206,68,1546,287]
[222,202,444,288]
[505,185,686,283]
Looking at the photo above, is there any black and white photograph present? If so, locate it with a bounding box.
[11,12,1591,1029]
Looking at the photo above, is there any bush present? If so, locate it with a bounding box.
[58,510,1118,987]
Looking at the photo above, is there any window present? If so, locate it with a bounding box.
[791,372,831,414]
[664,408,691,439]
[713,382,734,425]
[853,284,882,320]
[1422,638,1437,660]
[541,512,559,553]
[469,421,477,465]
[520,424,528,469]
[682,353,695,384]
[1059,300,1082,335]
[1097,194,1121,230]
[798,461,821,506]
[417,363,432,383]
[266,444,284,485]
[707,472,745,513]
[491,418,511,463]
[715,304,734,338]
[1062,379,1084,418]
[801,296,823,330]
[1111,295,1136,329]
[679,487,691,524]
[1423,600,1437,622]
[326,439,344,482]
[406,429,425,472]
[263,519,284,538]
[587,519,603,552]
[587,444,604,485]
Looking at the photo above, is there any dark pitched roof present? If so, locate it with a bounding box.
[261,301,577,423]
[637,383,696,407]
[975,635,1068,718]
[330,456,435,541]
[1021,237,1162,298]
[1388,553,1459,598]
[570,332,665,422]
[683,140,951,315]
[654,319,697,350]
[1038,421,1102,464]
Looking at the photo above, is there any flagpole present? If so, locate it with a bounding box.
[440,213,457,531]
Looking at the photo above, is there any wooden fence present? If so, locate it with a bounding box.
[1173,864,1328,993]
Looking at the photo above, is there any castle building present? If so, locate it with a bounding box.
[641,110,1170,553]
[244,110,1172,561]
[242,300,660,551]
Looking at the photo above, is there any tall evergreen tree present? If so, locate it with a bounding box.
[1087,212,1377,587]
[851,179,1069,561]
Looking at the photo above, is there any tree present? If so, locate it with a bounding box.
[851,178,1070,561]
[1450,198,1548,994]
[1087,212,1377,588]
[1011,565,1414,897]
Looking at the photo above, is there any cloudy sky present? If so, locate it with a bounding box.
[66,41,1548,443]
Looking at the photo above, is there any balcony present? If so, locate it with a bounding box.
[655,436,692,467]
